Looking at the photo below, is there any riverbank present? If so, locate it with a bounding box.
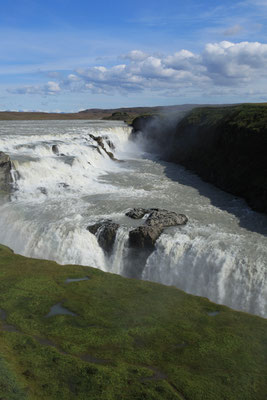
[132,103,267,214]
[0,244,266,400]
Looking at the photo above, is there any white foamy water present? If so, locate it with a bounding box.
[0,120,266,317]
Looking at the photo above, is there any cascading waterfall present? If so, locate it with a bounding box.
[142,224,267,317]
[0,119,266,318]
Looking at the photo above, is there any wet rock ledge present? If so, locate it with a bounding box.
[87,220,119,255]
[87,208,188,278]
[0,151,12,191]
[127,208,187,249]
[126,208,188,278]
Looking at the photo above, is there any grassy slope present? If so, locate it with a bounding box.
[184,103,267,131]
[0,244,266,399]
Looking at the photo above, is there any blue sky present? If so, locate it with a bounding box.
[1,0,267,111]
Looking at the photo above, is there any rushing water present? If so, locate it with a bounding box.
[0,120,266,317]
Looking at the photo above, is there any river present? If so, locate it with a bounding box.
[0,120,266,317]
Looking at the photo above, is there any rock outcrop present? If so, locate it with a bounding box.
[145,209,188,227]
[128,208,187,250]
[87,209,187,277]
[0,152,12,191]
[125,208,148,219]
[89,134,117,161]
[87,220,119,255]
[128,225,162,250]
[125,208,188,278]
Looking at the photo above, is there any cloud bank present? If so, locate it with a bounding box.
[9,41,267,99]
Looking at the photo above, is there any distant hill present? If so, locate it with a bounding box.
[0,104,219,121]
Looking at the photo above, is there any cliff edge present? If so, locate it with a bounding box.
[132,104,267,214]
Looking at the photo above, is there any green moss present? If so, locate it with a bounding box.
[184,103,267,132]
[0,244,266,399]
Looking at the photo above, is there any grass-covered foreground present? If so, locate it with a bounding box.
[0,244,266,400]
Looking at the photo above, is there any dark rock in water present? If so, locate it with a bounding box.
[58,182,69,188]
[0,151,12,191]
[87,220,119,255]
[125,208,188,279]
[128,225,162,249]
[89,134,118,161]
[38,187,48,195]
[87,222,103,235]
[102,136,116,150]
[128,208,187,250]
[52,144,59,155]
[126,208,188,226]
[0,152,10,166]
[126,208,148,219]
[105,150,116,160]
[106,139,115,150]
[146,209,188,228]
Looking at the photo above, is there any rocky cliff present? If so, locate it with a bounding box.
[132,104,267,214]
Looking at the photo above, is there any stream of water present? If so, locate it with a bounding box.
[0,120,266,317]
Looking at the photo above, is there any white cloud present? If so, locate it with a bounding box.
[9,81,61,95]
[9,41,267,99]
[202,41,267,85]
[122,50,148,61]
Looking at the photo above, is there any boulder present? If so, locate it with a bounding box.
[52,145,59,155]
[125,207,188,279]
[146,209,188,227]
[126,207,188,227]
[126,208,148,219]
[87,220,119,255]
[0,152,12,191]
[128,225,162,249]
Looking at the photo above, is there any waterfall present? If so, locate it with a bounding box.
[0,119,266,318]
[142,225,267,317]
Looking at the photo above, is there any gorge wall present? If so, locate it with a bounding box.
[132,104,267,214]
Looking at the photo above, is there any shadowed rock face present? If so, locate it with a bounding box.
[87,220,119,255]
[128,208,188,249]
[128,225,163,250]
[132,105,267,214]
[126,208,188,278]
[0,152,12,191]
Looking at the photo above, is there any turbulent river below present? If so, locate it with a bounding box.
[0,120,266,318]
